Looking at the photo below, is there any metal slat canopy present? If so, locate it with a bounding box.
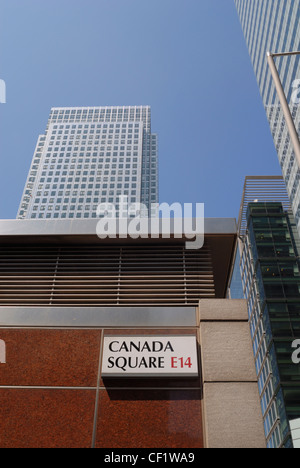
[0,218,237,305]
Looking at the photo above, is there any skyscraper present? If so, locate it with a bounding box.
[17,106,158,220]
[229,176,300,448]
[235,0,300,234]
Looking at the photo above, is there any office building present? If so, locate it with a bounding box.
[229,176,300,448]
[17,106,158,220]
[0,217,266,448]
[235,0,300,234]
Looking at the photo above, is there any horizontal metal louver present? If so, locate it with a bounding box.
[238,176,290,236]
[0,243,215,306]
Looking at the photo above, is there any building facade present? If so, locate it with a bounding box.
[229,176,300,448]
[235,0,300,234]
[17,106,158,220]
[0,218,266,448]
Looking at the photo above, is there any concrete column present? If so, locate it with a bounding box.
[199,299,266,449]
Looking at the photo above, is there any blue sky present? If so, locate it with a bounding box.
[0,0,281,220]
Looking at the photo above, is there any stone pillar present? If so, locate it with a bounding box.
[199,299,266,449]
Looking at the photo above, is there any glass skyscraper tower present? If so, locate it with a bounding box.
[229,176,300,448]
[235,0,300,234]
[17,106,158,220]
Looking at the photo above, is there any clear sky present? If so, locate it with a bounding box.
[0,0,282,220]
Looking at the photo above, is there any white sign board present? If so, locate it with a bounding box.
[101,336,198,378]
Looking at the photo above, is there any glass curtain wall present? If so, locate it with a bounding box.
[241,202,300,448]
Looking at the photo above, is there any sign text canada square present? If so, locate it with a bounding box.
[101,336,199,378]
